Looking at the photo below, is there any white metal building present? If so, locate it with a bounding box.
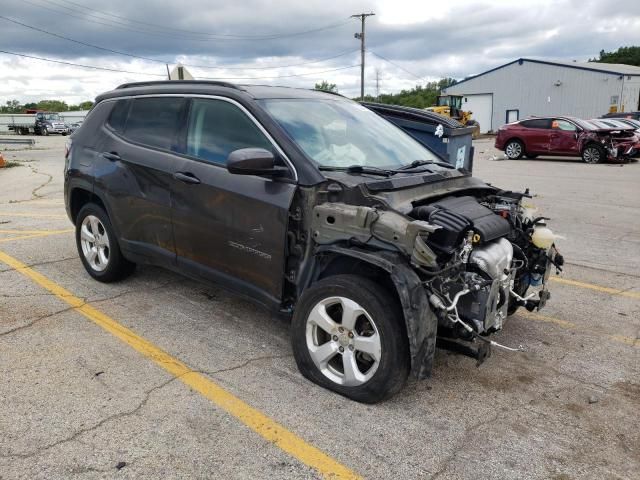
[443,58,640,133]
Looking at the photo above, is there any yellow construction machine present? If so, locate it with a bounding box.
[425,94,481,138]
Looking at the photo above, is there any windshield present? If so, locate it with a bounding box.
[44,114,62,121]
[260,98,441,169]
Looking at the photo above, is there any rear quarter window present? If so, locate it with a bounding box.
[124,97,185,151]
[106,99,130,134]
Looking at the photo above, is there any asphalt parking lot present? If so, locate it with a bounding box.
[1,135,638,480]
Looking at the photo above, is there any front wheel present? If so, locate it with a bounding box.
[504,139,524,159]
[75,203,135,282]
[582,144,604,164]
[41,127,49,136]
[291,274,409,403]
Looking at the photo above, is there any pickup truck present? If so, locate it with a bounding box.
[8,111,70,136]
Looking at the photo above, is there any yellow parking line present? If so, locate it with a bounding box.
[549,276,640,300]
[0,249,361,480]
[0,229,73,243]
[0,212,67,219]
[522,311,638,347]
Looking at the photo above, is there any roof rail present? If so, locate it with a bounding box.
[116,80,241,90]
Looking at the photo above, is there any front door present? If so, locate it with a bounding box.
[171,97,296,306]
[549,119,580,155]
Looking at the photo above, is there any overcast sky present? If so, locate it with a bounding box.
[1,0,639,105]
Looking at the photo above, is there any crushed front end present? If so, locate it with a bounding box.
[308,179,564,374]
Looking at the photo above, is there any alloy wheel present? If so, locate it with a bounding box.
[505,141,522,159]
[583,147,600,164]
[80,215,110,272]
[305,296,381,387]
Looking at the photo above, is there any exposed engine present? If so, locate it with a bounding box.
[408,191,563,357]
[309,187,564,362]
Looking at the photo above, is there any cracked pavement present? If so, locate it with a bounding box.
[0,135,639,479]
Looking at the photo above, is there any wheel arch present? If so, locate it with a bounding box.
[311,246,437,379]
[69,187,108,224]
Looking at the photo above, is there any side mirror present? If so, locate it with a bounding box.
[226,148,288,177]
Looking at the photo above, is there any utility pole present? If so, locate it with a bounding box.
[351,12,375,100]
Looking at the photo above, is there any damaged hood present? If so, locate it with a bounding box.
[321,169,497,214]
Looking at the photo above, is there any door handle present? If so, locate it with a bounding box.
[101,151,121,162]
[173,171,201,184]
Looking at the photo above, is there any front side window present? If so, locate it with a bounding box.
[124,97,184,151]
[186,98,273,165]
[260,98,440,169]
[552,119,577,131]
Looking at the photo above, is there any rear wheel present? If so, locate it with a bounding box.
[291,274,409,403]
[582,144,604,164]
[75,203,135,282]
[505,139,524,159]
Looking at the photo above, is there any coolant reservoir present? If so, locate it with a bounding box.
[531,225,556,249]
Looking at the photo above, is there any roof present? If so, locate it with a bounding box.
[102,80,344,102]
[446,58,640,89]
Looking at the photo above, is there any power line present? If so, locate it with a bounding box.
[0,15,358,70]
[0,49,166,76]
[369,51,427,82]
[0,49,360,80]
[199,64,360,80]
[26,0,350,41]
[52,0,351,40]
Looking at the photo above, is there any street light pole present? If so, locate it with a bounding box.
[351,12,375,100]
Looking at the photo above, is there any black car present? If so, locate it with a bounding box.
[64,81,562,403]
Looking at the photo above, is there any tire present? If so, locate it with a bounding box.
[582,144,604,164]
[291,274,410,403]
[504,139,524,159]
[75,203,135,283]
[41,127,49,136]
[525,154,538,159]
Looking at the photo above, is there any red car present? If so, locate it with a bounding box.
[495,116,639,163]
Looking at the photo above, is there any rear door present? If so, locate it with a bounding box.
[97,96,186,266]
[520,118,552,153]
[171,97,296,306]
[549,119,580,155]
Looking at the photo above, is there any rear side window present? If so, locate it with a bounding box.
[124,97,184,151]
[186,98,273,165]
[520,119,551,129]
[107,100,130,134]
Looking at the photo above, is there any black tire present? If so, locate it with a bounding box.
[504,139,524,159]
[525,154,538,159]
[41,127,49,136]
[75,203,135,283]
[582,144,604,164]
[291,274,410,403]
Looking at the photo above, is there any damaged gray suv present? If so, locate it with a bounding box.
[64,81,564,403]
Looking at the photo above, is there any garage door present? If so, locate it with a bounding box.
[461,94,493,133]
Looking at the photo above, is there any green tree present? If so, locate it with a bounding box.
[78,100,94,110]
[0,100,22,113]
[36,99,69,112]
[360,77,458,109]
[314,81,338,93]
[590,46,640,66]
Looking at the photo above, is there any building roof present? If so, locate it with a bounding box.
[447,57,640,89]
